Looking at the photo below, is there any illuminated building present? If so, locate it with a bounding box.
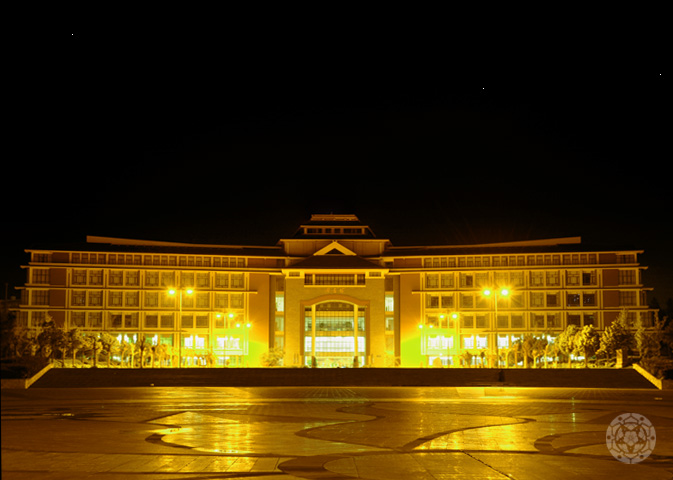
[15,214,657,367]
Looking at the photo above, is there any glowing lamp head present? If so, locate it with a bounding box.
[186,289,194,295]
[483,289,492,296]
[168,289,176,295]
[500,288,509,296]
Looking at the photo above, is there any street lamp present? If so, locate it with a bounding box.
[168,288,194,367]
[482,287,509,367]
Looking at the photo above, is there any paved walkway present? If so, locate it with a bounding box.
[2,386,671,479]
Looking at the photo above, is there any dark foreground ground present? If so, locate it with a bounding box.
[29,366,657,388]
[2,384,671,479]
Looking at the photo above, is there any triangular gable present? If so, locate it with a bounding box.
[314,241,357,256]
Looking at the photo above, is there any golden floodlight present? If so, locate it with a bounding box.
[168,288,177,295]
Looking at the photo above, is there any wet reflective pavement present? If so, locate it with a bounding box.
[2,386,672,479]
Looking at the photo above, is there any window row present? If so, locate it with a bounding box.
[424,291,607,309]
[63,311,248,330]
[423,311,599,330]
[422,253,602,269]
[424,270,607,289]
[304,274,366,286]
[54,270,246,289]
[54,252,253,268]
[63,290,245,309]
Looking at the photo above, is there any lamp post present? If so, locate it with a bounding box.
[483,288,509,367]
[168,288,193,368]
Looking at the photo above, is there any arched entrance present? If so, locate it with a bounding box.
[302,301,366,367]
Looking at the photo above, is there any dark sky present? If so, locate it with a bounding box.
[2,31,670,304]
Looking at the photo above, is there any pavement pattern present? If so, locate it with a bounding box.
[2,386,672,479]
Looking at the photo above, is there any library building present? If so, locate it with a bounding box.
[14,214,657,367]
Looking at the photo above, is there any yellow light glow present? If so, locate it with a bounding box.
[186,289,194,295]
[483,289,492,296]
[500,288,509,296]
[451,313,459,319]
[246,323,251,328]
[168,289,176,295]
[418,324,423,329]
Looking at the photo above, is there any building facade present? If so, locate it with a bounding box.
[15,214,656,367]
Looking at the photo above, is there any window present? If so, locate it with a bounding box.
[566,271,580,286]
[546,271,560,286]
[145,315,159,328]
[125,271,139,286]
[231,274,245,288]
[567,293,580,307]
[441,294,454,308]
[461,315,474,328]
[546,293,559,307]
[32,290,49,305]
[460,294,474,308]
[385,294,394,312]
[71,312,86,327]
[582,271,596,286]
[181,272,195,288]
[89,291,102,306]
[72,291,86,306]
[215,273,229,288]
[32,269,49,284]
[305,274,365,286]
[530,292,544,307]
[511,315,524,328]
[426,274,439,288]
[196,273,210,288]
[109,291,123,307]
[89,270,103,285]
[620,291,637,306]
[531,272,544,287]
[109,271,123,286]
[619,270,636,285]
[160,314,174,328]
[582,292,596,306]
[181,315,194,328]
[145,271,159,287]
[460,274,474,287]
[426,295,439,308]
[440,274,454,288]
[145,292,158,307]
[125,292,139,307]
[72,269,87,285]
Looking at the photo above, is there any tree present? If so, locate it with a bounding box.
[154,343,168,368]
[598,309,634,362]
[36,316,67,364]
[531,336,548,368]
[99,332,119,367]
[67,328,87,367]
[558,324,580,367]
[86,333,103,367]
[119,340,134,367]
[136,335,149,368]
[261,347,284,367]
[574,325,600,367]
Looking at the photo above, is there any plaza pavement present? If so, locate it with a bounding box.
[2,385,671,479]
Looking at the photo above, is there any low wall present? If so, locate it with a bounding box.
[633,363,673,390]
[30,366,655,389]
[0,363,53,390]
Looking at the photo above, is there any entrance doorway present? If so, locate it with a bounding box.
[303,301,366,367]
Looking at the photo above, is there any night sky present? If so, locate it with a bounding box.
[2,31,670,304]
